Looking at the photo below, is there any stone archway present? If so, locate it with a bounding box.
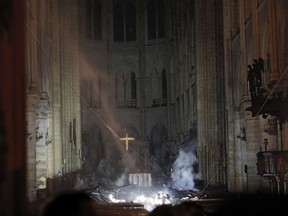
[82,124,105,173]
[150,121,168,168]
[113,124,141,182]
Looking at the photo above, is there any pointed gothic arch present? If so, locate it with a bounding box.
[82,124,105,171]
[150,122,168,167]
[115,72,126,104]
[115,72,137,107]
[118,123,139,139]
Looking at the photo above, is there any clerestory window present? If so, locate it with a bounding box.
[86,0,102,40]
[113,0,136,41]
[147,0,165,40]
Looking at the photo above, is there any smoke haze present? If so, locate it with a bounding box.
[171,139,199,191]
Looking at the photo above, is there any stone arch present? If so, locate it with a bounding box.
[116,123,139,171]
[115,68,137,107]
[115,72,126,102]
[82,124,105,172]
[117,123,139,140]
[150,121,168,167]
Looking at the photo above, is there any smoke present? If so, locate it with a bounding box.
[115,172,128,187]
[114,152,136,186]
[171,139,199,191]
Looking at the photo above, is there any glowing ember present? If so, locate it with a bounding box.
[134,191,173,211]
[108,194,126,203]
[108,190,173,211]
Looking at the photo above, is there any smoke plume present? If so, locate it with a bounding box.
[171,139,199,191]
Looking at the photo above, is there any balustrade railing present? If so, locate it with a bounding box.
[257,151,288,194]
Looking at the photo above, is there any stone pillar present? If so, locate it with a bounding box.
[245,113,266,192]
[195,0,225,185]
[25,0,39,203]
[25,0,38,91]
[46,110,54,178]
[223,0,234,191]
[26,93,38,202]
[50,0,62,179]
[35,99,49,198]
[58,0,81,178]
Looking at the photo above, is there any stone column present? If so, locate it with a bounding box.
[25,0,39,202]
[195,0,225,185]
[35,99,49,196]
[58,0,81,177]
[49,0,62,192]
[25,0,38,91]
[26,93,38,202]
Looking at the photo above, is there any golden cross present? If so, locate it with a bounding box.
[120,133,135,151]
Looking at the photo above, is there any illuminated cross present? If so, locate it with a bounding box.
[120,133,134,151]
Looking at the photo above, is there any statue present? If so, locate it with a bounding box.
[247,65,256,99]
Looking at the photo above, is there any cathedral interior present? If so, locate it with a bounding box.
[1,0,288,215]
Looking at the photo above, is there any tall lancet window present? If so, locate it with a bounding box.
[86,0,102,40]
[147,0,165,40]
[131,72,137,100]
[125,1,136,41]
[115,73,126,107]
[113,1,124,41]
[113,0,136,41]
[161,69,167,105]
[115,72,136,108]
